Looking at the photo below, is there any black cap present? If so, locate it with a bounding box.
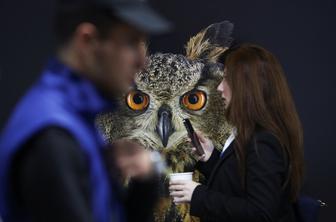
[95,0,172,34]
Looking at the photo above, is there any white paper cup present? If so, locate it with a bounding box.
[169,172,193,182]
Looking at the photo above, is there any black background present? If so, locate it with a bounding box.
[0,0,335,221]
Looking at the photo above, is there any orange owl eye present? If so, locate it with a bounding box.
[181,90,207,111]
[126,90,149,111]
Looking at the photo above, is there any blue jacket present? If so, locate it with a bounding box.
[0,59,124,222]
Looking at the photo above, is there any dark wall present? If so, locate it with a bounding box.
[1,0,335,220]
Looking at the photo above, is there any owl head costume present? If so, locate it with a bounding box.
[97,21,234,222]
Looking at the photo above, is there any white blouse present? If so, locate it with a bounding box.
[220,127,237,156]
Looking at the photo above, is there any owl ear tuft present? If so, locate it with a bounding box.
[185,21,234,63]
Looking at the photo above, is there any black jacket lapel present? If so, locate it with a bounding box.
[207,141,235,185]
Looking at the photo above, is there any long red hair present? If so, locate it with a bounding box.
[222,44,304,201]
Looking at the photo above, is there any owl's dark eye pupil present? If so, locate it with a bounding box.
[188,94,199,104]
[133,94,144,104]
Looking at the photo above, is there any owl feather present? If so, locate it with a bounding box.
[96,20,235,222]
[186,20,234,62]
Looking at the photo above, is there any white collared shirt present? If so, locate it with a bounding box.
[220,127,237,156]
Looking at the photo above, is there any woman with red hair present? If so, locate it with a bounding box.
[170,44,304,222]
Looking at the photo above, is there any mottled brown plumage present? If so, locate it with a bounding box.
[96,21,234,222]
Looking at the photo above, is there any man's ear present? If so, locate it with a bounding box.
[139,41,148,58]
[136,41,149,71]
[73,22,100,50]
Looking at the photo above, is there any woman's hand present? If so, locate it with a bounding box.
[169,180,200,204]
[190,132,215,162]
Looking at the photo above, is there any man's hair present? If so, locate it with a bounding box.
[54,0,122,47]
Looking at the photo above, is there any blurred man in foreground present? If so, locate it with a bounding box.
[0,0,171,221]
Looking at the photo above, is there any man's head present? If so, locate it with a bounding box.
[54,0,170,97]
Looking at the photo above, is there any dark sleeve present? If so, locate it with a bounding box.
[195,148,221,180]
[12,127,93,222]
[125,175,161,222]
[190,133,287,222]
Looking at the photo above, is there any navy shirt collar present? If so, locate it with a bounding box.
[42,58,118,116]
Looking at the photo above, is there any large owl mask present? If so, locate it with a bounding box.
[97,21,234,222]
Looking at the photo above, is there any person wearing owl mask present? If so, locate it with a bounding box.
[0,0,171,222]
[170,44,304,222]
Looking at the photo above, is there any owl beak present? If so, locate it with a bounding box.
[156,107,174,147]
